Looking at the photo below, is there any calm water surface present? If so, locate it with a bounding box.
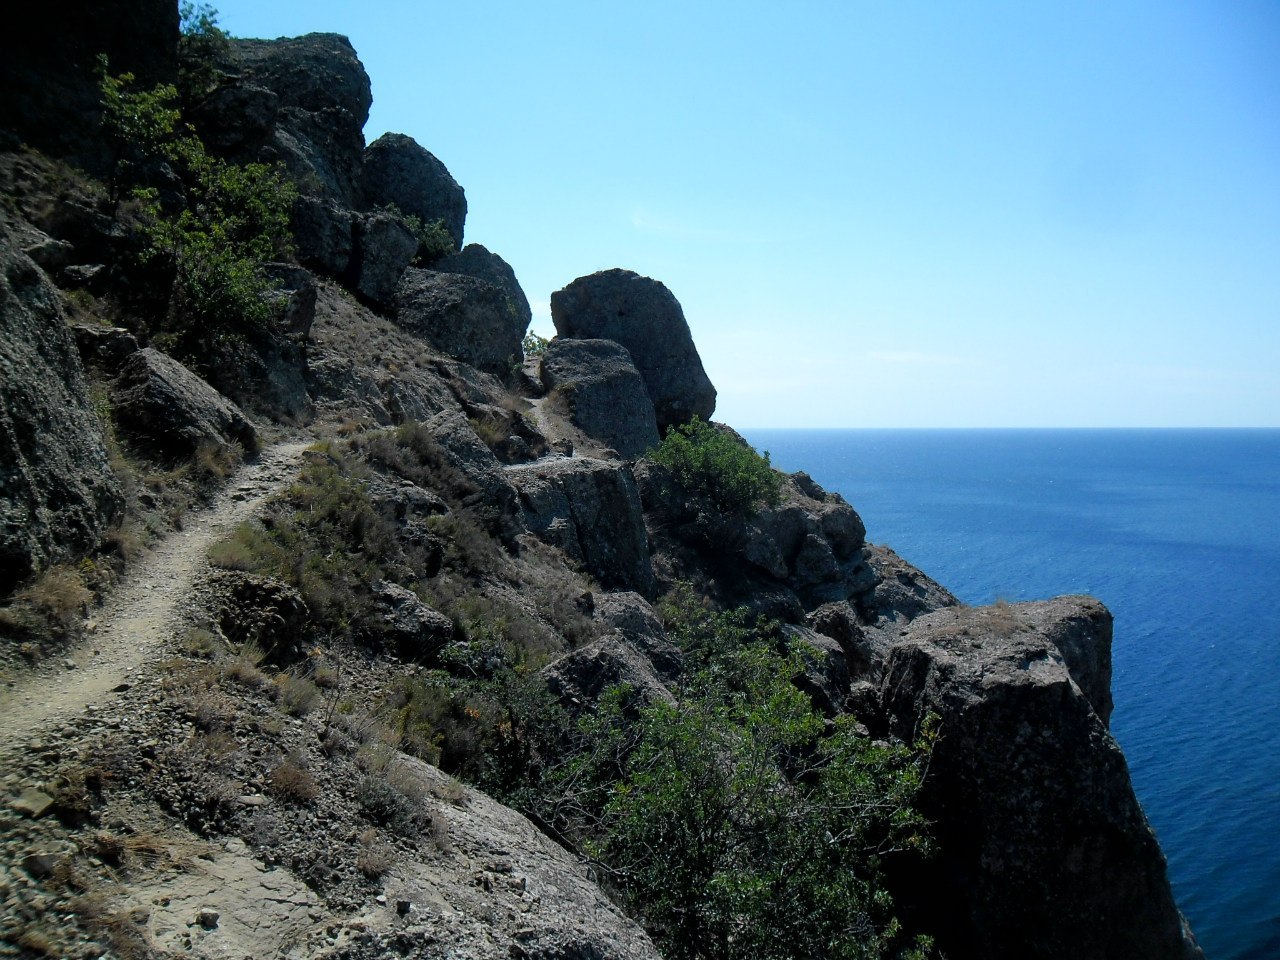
[742,428,1280,960]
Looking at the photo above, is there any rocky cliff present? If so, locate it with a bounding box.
[0,5,1201,959]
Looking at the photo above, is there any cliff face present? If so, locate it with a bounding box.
[0,5,1201,959]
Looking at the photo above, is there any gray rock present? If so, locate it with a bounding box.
[550,269,716,431]
[72,324,139,373]
[508,458,655,597]
[351,211,418,307]
[436,244,531,329]
[393,268,526,377]
[542,635,675,712]
[592,591,682,678]
[0,225,123,593]
[10,789,54,819]
[362,132,467,252]
[227,33,371,208]
[806,600,891,681]
[112,348,259,460]
[540,338,660,459]
[262,263,318,340]
[786,625,852,717]
[290,194,354,276]
[370,580,453,658]
[879,598,1202,960]
[857,543,960,626]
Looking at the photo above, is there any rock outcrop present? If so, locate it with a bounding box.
[350,210,418,307]
[0,224,124,592]
[362,132,467,252]
[112,348,259,459]
[508,458,655,597]
[393,268,526,377]
[436,243,532,330]
[551,268,716,432]
[539,338,660,459]
[878,599,1202,960]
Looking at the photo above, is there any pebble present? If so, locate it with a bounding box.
[196,907,220,929]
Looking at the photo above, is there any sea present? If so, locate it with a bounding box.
[742,428,1280,960]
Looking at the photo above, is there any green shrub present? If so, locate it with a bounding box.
[99,67,296,356]
[650,416,783,515]
[522,332,550,358]
[540,595,935,960]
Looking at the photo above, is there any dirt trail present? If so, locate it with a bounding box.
[0,440,311,761]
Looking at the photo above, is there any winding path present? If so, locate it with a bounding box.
[0,440,311,762]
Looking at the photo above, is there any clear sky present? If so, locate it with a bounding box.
[212,0,1279,428]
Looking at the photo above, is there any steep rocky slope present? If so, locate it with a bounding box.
[0,4,1202,959]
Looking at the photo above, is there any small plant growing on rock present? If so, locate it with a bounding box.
[649,416,783,516]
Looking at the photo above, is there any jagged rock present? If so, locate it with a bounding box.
[263,263,318,340]
[291,194,354,275]
[0,0,178,161]
[362,132,467,252]
[208,570,309,665]
[112,348,259,459]
[786,625,852,717]
[879,598,1202,960]
[592,591,682,678]
[228,33,371,208]
[71,324,139,373]
[370,580,453,658]
[508,458,655,597]
[551,268,716,431]
[858,543,960,626]
[806,600,892,681]
[0,225,123,593]
[436,244,531,329]
[539,338,660,459]
[393,268,526,377]
[542,634,675,712]
[351,211,418,307]
[186,82,279,157]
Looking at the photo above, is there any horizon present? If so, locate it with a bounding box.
[212,0,1280,429]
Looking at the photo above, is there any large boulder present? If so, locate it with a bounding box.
[540,338,660,459]
[542,635,675,713]
[350,210,418,307]
[370,579,453,659]
[551,269,716,432]
[879,598,1202,960]
[226,33,371,208]
[0,0,179,162]
[207,570,309,666]
[436,244,531,330]
[508,458,655,597]
[393,268,526,377]
[362,132,467,252]
[198,33,371,274]
[0,224,124,593]
[112,348,259,459]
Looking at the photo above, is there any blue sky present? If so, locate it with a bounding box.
[213,0,1280,427]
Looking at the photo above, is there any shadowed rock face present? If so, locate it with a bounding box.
[539,338,660,459]
[436,243,531,330]
[0,223,124,592]
[0,0,179,162]
[362,132,467,252]
[878,599,1202,960]
[508,457,656,597]
[112,348,259,459]
[550,268,716,432]
[393,268,526,377]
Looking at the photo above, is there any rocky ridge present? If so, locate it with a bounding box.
[0,5,1201,960]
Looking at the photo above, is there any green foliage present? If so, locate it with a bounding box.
[650,416,783,515]
[98,67,295,354]
[379,204,456,265]
[522,332,550,358]
[544,592,934,960]
[177,1,231,102]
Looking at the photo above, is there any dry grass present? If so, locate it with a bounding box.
[356,827,394,879]
[274,672,321,716]
[268,755,320,804]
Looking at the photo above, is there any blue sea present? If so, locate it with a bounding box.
[743,428,1280,960]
